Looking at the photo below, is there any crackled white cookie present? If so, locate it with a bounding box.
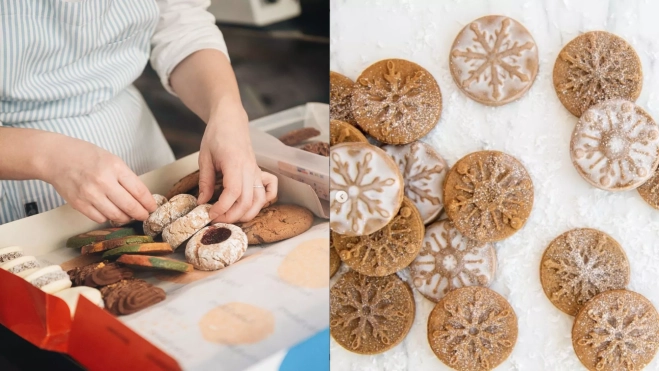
[330,142,404,236]
[450,15,538,106]
[410,220,496,302]
[186,223,247,271]
[144,194,197,237]
[571,99,659,191]
[384,141,448,224]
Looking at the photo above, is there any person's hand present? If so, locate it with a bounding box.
[41,137,157,224]
[198,103,278,223]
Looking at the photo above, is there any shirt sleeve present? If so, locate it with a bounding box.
[151,0,230,96]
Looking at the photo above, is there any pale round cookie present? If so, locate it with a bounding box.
[572,290,659,371]
[540,228,630,316]
[638,167,659,209]
[351,59,442,145]
[450,15,538,106]
[443,150,534,242]
[384,141,448,224]
[428,286,518,371]
[330,142,404,236]
[330,119,367,147]
[571,99,659,191]
[162,204,212,249]
[410,219,496,303]
[332,197,424,276]
[185,223,247,271]
[143,194,198,237]
[110,194,167,227]
[330,71,356,123]
[330,271,415,355]
[554,31,642,117]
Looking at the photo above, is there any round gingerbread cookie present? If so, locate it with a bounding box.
[330,270,415,354]
[186,223,247,271]
[450,15,538,106]
[329,241,340,278]
[330,119,367,147]
[162,204,213,249]
[330,142,404,236]
[332,197,423,277]
[330,71,356,123]
[554,31,642,117]
[638,167,659,209]
[238,204,314,245]
[384,141,448,224]
[410,219,496,302]
[540,228,630,316]
[444,150,534,242]
[571,99,659,191]
[428,286,517,371]
[572,290,659,371]
[351,59,442,145]
[144,194,198,237]
[166,170,200,199]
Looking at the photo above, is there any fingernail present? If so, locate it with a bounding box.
[208,211,218,220]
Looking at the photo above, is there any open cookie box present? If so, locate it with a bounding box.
[0,136,329,370]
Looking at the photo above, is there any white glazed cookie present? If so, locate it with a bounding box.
[330,142,404,236]
[111,194,168,227]
[409,219,496,302]
[384,141,448,224]
[162,204,213,249]
[144,194,197,237]
[450,15,538,106]
[570,99,659,191]
[185,223,248,271]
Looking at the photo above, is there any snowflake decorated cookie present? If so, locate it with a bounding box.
[443,150,534,242]
[352,59,442,145]
[572,290,659,371]
[330,271,415,354]
[332,197,424,276]
[427,286,518,371]
[410,220,496,302]
[638,167,659,209]
[384,141,448,224]
[570,99,659,191]
[330,71,356,123]
[330,119,367,147]
[554,31,642,117]
[540,228,630,316]
[330,142,404,236]
[449,15,538,106]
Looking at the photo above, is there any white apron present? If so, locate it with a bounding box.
[0,0,176,224]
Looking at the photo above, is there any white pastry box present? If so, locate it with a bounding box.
[0,128,329,370]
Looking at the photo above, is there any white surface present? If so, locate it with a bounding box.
[330,0,659,370]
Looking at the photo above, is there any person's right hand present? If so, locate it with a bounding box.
[41,137,157,224]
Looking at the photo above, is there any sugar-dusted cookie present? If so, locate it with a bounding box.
[384,141,448,224]
[110,194,168,227]
[540,228,629,316]
[165,170,200,199]
[428,286,517,371]
[450,15,538,106]
[66,227,136,249]
[330,71,355,123]
[330,271,414,354]
[572,290,659,371]
[81,236,154,255]
[554,31,642,117]
[238,204,314,245]
[162,204,213,249]
[332,197,423,276]
[330,142,404,236]
[352,59,442,145]
[329,240,340,278]
[330,119,367,147]
[410,220,496,302]
[638,167,659,209]
[444,150,533,242]
[144,194,198,237]
[185,223,247,271]
[571,99,659,191]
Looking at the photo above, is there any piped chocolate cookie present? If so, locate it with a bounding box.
[101,279,166,316]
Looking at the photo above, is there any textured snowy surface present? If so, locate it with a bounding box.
[330,0,659,370]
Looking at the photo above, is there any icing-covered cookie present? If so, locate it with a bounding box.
[162,204,213,249]
[186,223,247,271]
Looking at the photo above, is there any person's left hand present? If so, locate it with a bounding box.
[197,102,277,223]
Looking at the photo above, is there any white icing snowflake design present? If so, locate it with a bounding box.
[571,99,659,190]
[450,16,538,104]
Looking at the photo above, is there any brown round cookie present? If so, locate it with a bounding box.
[428,286,517,371]
[572,290,659,371]
[329,241,340,278]
[332,197,423,276]
[330,71,356,123]
[352,59,442,145]
[300,141,329,157]
[238,204,314,245]
[540,228,630,316]
[444,150,533,242]
[450,15,538,106]
[553,31,643,117]
[330,119,367,147]
[166,170,200,199]
[638,167,659,209]
[330,271,414,354]
[278,127,321,146]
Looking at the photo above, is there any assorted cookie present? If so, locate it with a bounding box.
[300,141,329,157]
[66,227,136,248]
[330,71,356,123]
[238,204,314,245]
[81,235,153,255]
[25,265,72,294]
[0,246,23,263]
[117,255,194,273]
[278,127,321,146]
[1,255,40,278]
[144,194,198,237]
[165,170,200,199]
[329,241,340,278]
[638,167,659,209]
[450,15,539,106]
[162,204,213,249]
[101,243,174,259]
[100,279,166,316]
[185,223,248,271]
[330,119,367,147]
